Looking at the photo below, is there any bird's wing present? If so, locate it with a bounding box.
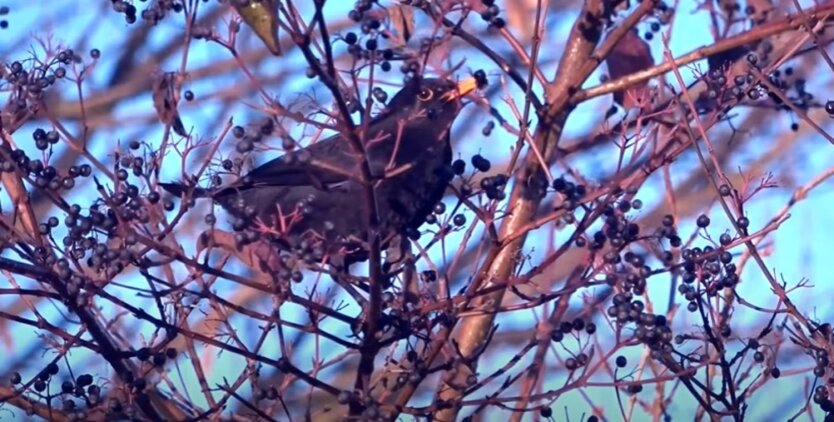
[242,137,359,189]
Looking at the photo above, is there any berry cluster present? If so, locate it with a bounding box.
[109,0,186,25]
[9,362,144,420]
[479,0,506,29]
[552,176,588,212]
[550,318,596,371]
[3,50,79,117]
[232,118,275,154]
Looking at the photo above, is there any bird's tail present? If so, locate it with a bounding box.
[158,182,212,198]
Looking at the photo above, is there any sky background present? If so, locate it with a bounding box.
[1,0,834,420]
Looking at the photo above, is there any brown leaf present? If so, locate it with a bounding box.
[233,0,282,56]
[504,0,538,39]
[388,3,415,46]
[605,29,655,109]
[151,71,188,137]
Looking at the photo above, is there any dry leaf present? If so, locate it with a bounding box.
[233,0,282,56]
[388,3,415,46]
[605,29,654,109]
[504,0,538,39]
[151,71,188,137]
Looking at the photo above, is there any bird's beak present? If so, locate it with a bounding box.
[441,77,479,102]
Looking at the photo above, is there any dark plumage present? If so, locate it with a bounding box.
[161,77,477,265]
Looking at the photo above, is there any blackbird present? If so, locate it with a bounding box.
[161,76,477,266]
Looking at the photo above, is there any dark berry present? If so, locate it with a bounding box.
[473,69,487,88]
[344,32,358,45]
[452,159,465,175]
[471,154,490,172]
[372,87,388,103]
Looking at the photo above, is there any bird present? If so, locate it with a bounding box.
[160,76,478,269]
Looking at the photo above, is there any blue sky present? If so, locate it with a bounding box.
[1,0,834,420]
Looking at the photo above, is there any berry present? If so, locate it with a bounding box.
[372,87,388,103]
[76,373,93,387]
[344,32,358,45]
[482,121,495,136]
[471,154,491,172]
[473,69,488,88]
[452,159,466,175]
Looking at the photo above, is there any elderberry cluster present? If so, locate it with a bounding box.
[3,145,90,193]
[550,318,596,371]
[478,0,506,29]
[814,384,834,415]
[110,0,187,25]
[552,176,588,211]
[2,50,81,117]
[232,118,275,154]
[135,346,178,369]
[8,361,134,421]
[607,293,676,361]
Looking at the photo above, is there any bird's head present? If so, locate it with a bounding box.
[383,77,478,128]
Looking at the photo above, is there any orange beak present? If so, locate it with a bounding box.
[441,77,479,102]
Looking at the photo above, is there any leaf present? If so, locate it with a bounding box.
[151,71,188,137]
[605,29,654,109]
[388,3,415,46]
[504,0,538,39]
[233,0,282,56]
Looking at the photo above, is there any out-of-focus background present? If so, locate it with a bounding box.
[1,0,834,420]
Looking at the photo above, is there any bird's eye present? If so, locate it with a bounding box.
[417,88,434,101]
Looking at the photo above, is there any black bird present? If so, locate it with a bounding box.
[161,76,477,266]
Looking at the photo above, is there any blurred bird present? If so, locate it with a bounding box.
[161,77,478,267]
[151,71,188,137]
